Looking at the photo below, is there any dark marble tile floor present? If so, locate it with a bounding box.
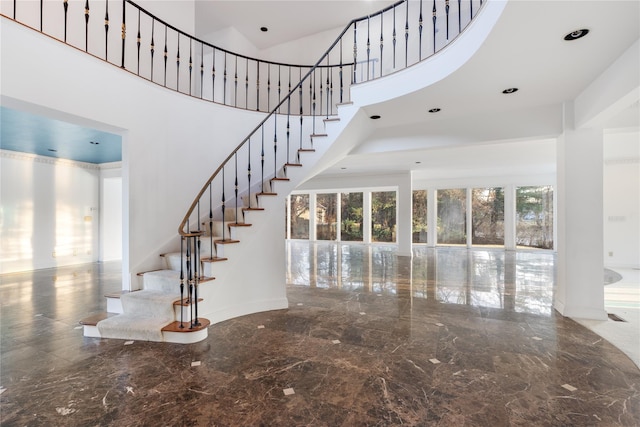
[1,244,639,426]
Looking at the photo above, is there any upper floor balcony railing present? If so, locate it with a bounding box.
[3,0,482,116]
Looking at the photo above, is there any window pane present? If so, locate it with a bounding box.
[341,192,363,241]
[316,193,337,240]
[437,189,466,245]
[413,190,428,243]
[472,188,504,246]
[371,191,396,242]
[516,186,554,249]
[290,194,309,239]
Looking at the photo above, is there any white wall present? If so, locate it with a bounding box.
[604,130,640,268]
[100,164,123,262]
[0,151,99,274]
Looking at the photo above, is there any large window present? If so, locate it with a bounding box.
[413,190,428,243]
[472,187,504,246]
[516,186,553,249]
[316,193,337,240]
[290,194,309,239]
[371,191,396,242]
[437,189,466,245]
[341,192,363,241]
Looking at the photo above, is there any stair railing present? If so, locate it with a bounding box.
[176,0,485,327]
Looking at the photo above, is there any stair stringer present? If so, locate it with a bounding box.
[193,103,361,324]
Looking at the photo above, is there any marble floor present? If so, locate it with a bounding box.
[1,242,639,426]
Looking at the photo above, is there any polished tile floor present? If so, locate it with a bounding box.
[1,242,639,426]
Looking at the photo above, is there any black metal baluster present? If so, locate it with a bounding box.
[179,236,184,328]
[260,126,265,193]
[309,69,313,117]
[223,53,227,105]
[212,47,216,101]
[366,17,371,81]
[380,14,384,77]
[176,34,180,91]
[163,26,168,86]
[312,70,316,134]
[273,114,278,179]
[136,10,141,74]
[339,38,344,103]
[256,61,260,111]
[40,0,43,31]
[186,233,192,325]
[209,183,213,257]
[247,137,252,209]
[234,153,239,225]
[221,167,226,240]
[326,57,330,117]
[298,68,303,161]
[470,0,474,21]
[267,65,271,111]
[319,67,323,120]
[286,68,291,163]
[458,0,462,33]
[432,0,437,53]
[234,56,238,107]
[104,0,109,59]
[189,40,193,95]
[193,234,200,327]
[245,58,249,109]
[419,0,424,60]
[120,0,125,68]
[150,19,155,81]
[329,63,333,115]
[446,0,450,40]
[84,0,90,52]
[392,4,397,68]
[352,22,357,83]
[404,0,409,68]
[200,43,204,98]
[13,0,16,19]
[63,0,69,42]
[277,66,282,113]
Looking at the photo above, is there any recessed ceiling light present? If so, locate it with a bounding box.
[48,148,57,152]
[428,108,441,113]
[502,88,518,94]
[564,29,589,41]
[415,161,421,164]
[341,167,347,170]
[369,115,381,120]
[260,27,268,32]
[90,141,100,145]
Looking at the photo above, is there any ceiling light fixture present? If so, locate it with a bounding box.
[564,29,589,41]
[428,108,441,113]
[415,161,421,164]
[90,141,100,145]
[502,88,518,94]
[369,115,381,120]
[341,167,347,170]
[48,148,57,152]
[260,27,268,32]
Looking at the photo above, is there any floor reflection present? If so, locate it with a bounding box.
[287,241,555,316]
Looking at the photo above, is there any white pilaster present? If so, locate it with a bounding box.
[397,172,413,257]
[363,191,372,244]
[504,184,516,250]
[427,188,437,247]
[309,193,317,241]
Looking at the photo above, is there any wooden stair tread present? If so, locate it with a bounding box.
[136,269,164,276]
[182,230,205,237]
[229,222,252,227]
[214,239,240,244]
[198,276,216,283]
[323,117,340,122]
[162,318,210,333]
[271,177,290,181]
[201,256,228,263]
[285,163,303,167]
[173,297,204,307]
[79,312,115,326]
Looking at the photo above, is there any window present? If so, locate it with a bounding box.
[437,189,466,245]
[341,192,363,241]
[290,194,309,239]
[472,187,504,246]
[316,193,337,240]
[516,186,553,249]
[413,190,428,243]
[371,191,396,242]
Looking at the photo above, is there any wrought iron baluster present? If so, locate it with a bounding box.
[104,0,109,59]
[273,114,278,179]
[419,0,424,60]
[432,0,437,53]
[380,14,384,77]
[404,0,409,68]
[392,4,397,68]
[13,0,16,19]
[84,0,90,52]
[312,70,316,134]
[163,26,168,86]
[193,234,200,327]
[186,233,192,325]
[40,0,43,31]
[176,33,180,91]
[256,61,260,111]
[63,0,69,42]
[189,41,193,96]
[287,68,292,163]
[150,20,155,81]
[136,10,141,74]
[267,65,271,111]
[277,66,282,113]
[234,56,238,107]
[366,16,371,81]
[234,153,239,225]
[326,57,330,117]
[339,38,344,103]
[209,183,213,258]
[458,0,462,33]
[352,22,357,83]
[120,0,126,68]
[319,67,323,120]
[445,0,450,40]
[200,43,204,98]
[221,167,226,240]
[470,0,473,21]
[223,53,227,105]
[260,126,265,193]
[179,236,184,328]
[247,137,252,209]
[298,68,303,161]
[212,47,216,101]
[245,58,249,109]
